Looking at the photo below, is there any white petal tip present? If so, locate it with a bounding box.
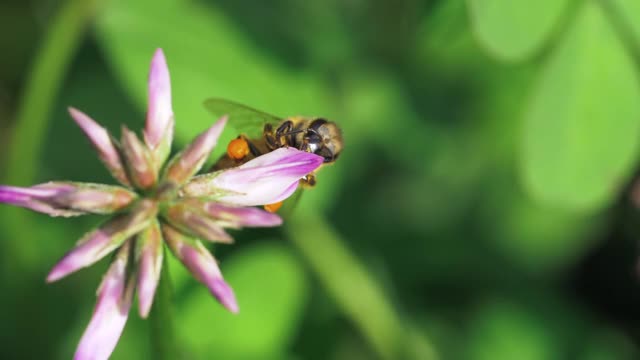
[46,266,68,283]
[146,49,173,148]
[68,107,90,125]
[137,282,158,319]
[138,303,152,319]
[152,48,166,61]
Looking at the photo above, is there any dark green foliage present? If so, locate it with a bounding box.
[1,0,640,359]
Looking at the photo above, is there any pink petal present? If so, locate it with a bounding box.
[120,126,157,190]
[136,220,163,318]
[56,185,137,214]
[269,181,300,205]
[163,116,227,186]
[144,49,174,156]
[184,148,322,206]
[205,203,282,227]
[69,107,131,186]
[0,183,82,217]
[0,182,136,216]
[74,243,133,360]
[47,200,157,282]
[162,224,238,313]
[164,200,233,243]
[46,228,123,283]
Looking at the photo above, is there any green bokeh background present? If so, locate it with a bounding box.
[1,0,640,359]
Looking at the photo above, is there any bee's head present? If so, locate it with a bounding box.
[303,118,343,163]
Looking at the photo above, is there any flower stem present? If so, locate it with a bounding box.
[285,212,438,360]
[6,0,100,185]
[0,0,101,270]
[149,251,180,360]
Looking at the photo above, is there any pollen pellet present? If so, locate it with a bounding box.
[264,201,283,213]
[227,137,250,160]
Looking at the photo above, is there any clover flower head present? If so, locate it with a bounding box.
[0,49,323,360]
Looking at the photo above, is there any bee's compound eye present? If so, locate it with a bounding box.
[227,137,250,160]
[316,147,334,163]
[310,118,328,132]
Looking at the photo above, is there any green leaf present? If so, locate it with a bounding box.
[95,0,330,157]
[609,0,640,47]
[176,242,309,358]
[581,328,637,360]
[484,177,603,274]
[521,1,640,212]
[285,213,411,360]
[467,0,570,61]
[1,0,101,270]
[466,302,561,360]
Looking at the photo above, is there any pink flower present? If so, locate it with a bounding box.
[0,49,323,360]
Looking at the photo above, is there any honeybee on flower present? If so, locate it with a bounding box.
[0,49,323,360]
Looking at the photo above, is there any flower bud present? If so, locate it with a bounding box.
[121,126,158,190]
[183,147,323,206]
[0,182,136,216]
[162,224,238,313]
[47,199,157,282]
[162,116,227,186]
[135,219,163,318]
[163,199,232,243]
[75,242,134,360]
[69,107,131,187]
[144,49,174,168]
[52,183,137,214]
[205,203,282,228]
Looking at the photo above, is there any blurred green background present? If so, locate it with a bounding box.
[2,0,640,359]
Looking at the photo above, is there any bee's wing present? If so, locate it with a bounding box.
[203,98,282,138]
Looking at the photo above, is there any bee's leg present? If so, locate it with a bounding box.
[300,173,317,188]
[275,120,294,146]
[264,123,274,135]
[275,121,294,137]
[241,135,262,157]
[264,124,280,150]
[211,135,262,172]
[265,133,279,150]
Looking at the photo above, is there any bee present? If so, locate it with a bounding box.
[204,98,344,211]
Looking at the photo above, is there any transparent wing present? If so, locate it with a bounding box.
[203,98,282,138]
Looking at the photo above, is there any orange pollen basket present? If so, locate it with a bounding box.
[263,201,283,213]
[227,137,250,160]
